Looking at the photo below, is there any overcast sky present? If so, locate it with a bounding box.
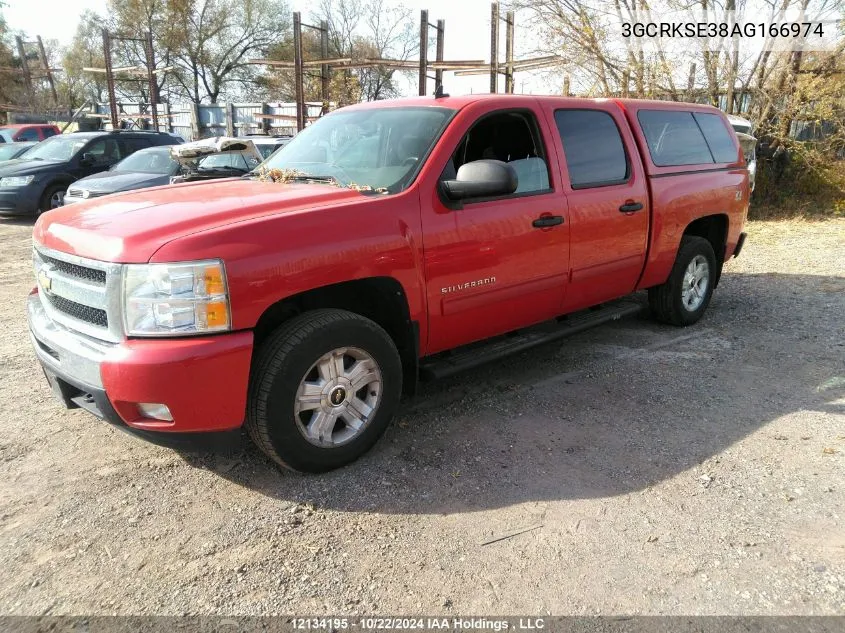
[3,0,556,97]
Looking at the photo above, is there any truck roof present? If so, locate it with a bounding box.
[343,93,724,116]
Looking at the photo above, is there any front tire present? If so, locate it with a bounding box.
[39,184,67,214]
[246,309,402,473]
[648,236,717,326]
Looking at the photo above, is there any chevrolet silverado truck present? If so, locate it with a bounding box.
[28,95,748,472]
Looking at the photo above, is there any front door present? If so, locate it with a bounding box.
[420,105,570,354]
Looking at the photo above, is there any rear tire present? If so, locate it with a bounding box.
[246,309,402,473]
[648,236,717,326]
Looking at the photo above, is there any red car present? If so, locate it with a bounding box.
[28,94,749,472]
[0,124,60,143]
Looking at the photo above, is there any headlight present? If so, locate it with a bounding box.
[122,260,231,336]
[0,175,35,187]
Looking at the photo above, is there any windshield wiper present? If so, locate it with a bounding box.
[288,174,338,184]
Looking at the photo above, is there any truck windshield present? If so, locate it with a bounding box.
[262,106,454,192]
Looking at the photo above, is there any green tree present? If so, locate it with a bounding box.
[165,0,291,103]
[60,11,108,108]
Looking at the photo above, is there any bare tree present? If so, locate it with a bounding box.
[314,0,418,102]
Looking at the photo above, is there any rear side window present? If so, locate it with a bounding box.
[693,113,738,163]
[637,110,713,167]
[123,138,153,154]
[554,109,629,188]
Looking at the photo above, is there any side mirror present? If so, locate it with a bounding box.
[441,159,517,201]
[79,153,95,167]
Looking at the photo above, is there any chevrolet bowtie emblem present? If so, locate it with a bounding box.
[38,267,52,292]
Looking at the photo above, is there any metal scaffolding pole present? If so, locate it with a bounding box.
[490,3,499,93]
[504,11,514,93]
[15,37,33,100]
[36,36,59,105]
[419,9,429,96]
[102,29,119,129]
[435,19,445,93]
[320,20,330,115]
[144,31,159,130]
[293,12,305,131]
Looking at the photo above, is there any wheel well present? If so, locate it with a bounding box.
[683,214,728,285]
[252,278,419,395]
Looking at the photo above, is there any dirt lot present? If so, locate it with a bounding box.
[0,217,843,616]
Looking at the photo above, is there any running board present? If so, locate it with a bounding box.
[419,300,645,381]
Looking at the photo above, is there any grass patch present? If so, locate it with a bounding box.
[750,150,845,221]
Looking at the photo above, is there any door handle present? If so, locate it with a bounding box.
[532,215,564,228]
[619,201,644,213]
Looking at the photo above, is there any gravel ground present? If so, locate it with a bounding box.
[0,217,843,616]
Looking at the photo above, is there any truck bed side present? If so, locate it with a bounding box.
[614,99,749,290]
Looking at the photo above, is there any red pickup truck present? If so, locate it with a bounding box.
[28,95,748,472]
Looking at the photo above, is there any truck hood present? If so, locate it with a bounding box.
[34,178,364,263]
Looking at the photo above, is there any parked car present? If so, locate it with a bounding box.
[0,141,37,163]
[64,139,260,203]
[28,95,749,473]
[735,132,757,192]
[0,130,175,216]
[727,114,753,136]
[244,134,293,159]
[63,146,182,204]
[0,124,60,143]
[169,137,263,183]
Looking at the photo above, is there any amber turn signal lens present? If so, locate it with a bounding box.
[204,266,226,296]
[205,301,229,328]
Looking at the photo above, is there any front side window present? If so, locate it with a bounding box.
[42,127,58,138]
[637,110,714,167]
[444,110,551,195]
[84,138,124,166]
[17,128,40,142]
[555,109,629,188]
[263,106,454,193]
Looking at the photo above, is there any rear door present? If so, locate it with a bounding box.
[540,100,649,311]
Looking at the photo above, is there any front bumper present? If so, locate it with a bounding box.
[28,291,254,432]
[0,186,39,216]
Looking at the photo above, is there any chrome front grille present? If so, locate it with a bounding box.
[39,252,106,285]
[45,294,108,328]
[67,188,108,199]
[33,245,123,342]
